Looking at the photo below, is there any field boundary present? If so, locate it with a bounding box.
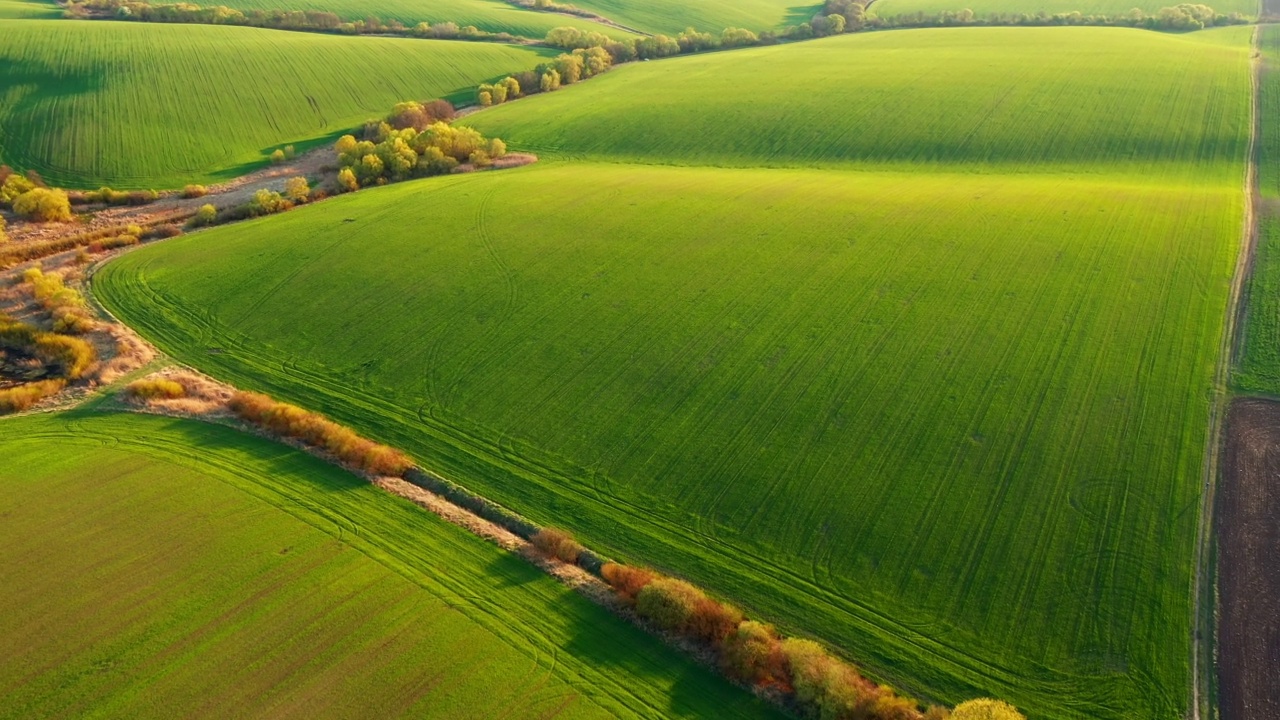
[1191,22,1260,720]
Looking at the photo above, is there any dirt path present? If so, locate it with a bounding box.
[6,146,332,246]
[1193,24,1262,720]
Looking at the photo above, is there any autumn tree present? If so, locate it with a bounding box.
[284,176,310,203]
[12,188,72,222]
[951,699,1025,720]
[336,167,359,193]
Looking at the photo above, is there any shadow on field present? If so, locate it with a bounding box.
[485,551,542,588]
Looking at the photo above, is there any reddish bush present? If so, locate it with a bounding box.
[722,621,789,689]
[689,597,743,646]
[601,563,656,601]
[532,528,584,563]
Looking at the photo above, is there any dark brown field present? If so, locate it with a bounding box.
[1219,398,1280,720]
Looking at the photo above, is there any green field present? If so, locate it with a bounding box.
[466,27,1250,179]
[0,20,550,188]
[540,0,814,35]
[99,152,1243,717]
[1235,26,1280,393]
[0,0,57,18]
[870,0,1256,20]
[0,408,777,719]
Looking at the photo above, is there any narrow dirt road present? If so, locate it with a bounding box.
[1192,23,1261,720]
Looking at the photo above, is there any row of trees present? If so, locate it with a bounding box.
[817,0,1243,33]
[64,0,525,42]
[522,525,1026,720]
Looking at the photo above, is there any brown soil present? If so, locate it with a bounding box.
[1218,397,1280,720]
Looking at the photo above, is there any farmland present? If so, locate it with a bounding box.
[870,0,1256,20]
[0,20,550,188]
[99,144,1243,717]
[0,408,777,719]
[466,26,1251,179]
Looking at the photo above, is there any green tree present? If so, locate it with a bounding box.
[540,69,561,92]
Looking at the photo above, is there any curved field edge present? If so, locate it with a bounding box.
[95,159,1243,718]
[0,20,552,189]
[0,408,779,719]
[462,26,1251,179]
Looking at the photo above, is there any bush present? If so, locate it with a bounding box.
[600,563,656,601]
[284,176,311,203]
[182,184,207,198]
[270,148,287,164]
[722,621,787,688]
[0,174,35,205]
[246,189,291,217]
[336,167,359,193]
[951,699,1025,720]
[189,203,218,227]
[0,319,97,379]
[0,379,66,414]
[86,234,139,253]
[635,577,705,632]
[23,267,94,333]
[689,597,743,646]
[126,378,185,399]
[0,215,6,243]
[531,528,583,562]
[12,188,72,222]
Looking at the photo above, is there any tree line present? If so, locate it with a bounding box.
[818,0,1243,33]
[63,0,527,42]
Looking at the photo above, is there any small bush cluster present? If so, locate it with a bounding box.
[228,391,414,476]
[0,318,96,380]
[125,377,186,399]
[23,267,95,333]
[181,184,207,198]
[333,110,507,189]
[531,528,584,563]
[12,188,72,222]
[0,379,66,414]
[189,204,218,227]
[950,699,1025,720]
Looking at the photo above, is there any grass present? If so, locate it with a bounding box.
[98,155,1243,718]
[207,0,633,38]
[1234,26,1280,393]
[0,20,552,189]
[870,0,1257,19]
[0,0,57,18]
[0,408,779,719]
[541,0,818,35]
[465,26,1251,180]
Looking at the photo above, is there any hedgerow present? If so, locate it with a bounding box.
[228,391,414,476]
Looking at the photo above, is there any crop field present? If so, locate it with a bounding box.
[210,0,629,39]
[537,0,813,36]
[0,20,550,188]
[1235,25,1280,393]
[466,26,1250,179]
[0,0,56,18]
[869,0,1256,20]
[99,148,1243,717]
[0,409,776,719]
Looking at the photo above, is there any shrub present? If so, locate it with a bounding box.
[0,379,66,414]
[0,215,6,243]
[189,203,218,227]
[86,234,139,253]
[531,527,584,562]
[284,176,311,203]
[12,188,72,222]
[951,699,1025,720]
[688,597,743,646]
[600,563,656,601]
[23,267,94,333]
[0,319,96,379]
[126,378,185,399]
[722,621,787,688]
[782,638,871,717]
[270,148,286,164]
[182,184,207,198]
[247,189,291,217]
[635,577,705,632]
[0,174,35,205]
[284,144,296,159]
[336,167,359,193]
[144,224,183,240]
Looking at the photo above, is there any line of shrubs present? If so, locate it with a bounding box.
[0,378,67,413]
[227,391,414,476]
[0,219,181,268]
[64,0,527,42]
[814,0,1243,35]
[522,526,1026,720]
